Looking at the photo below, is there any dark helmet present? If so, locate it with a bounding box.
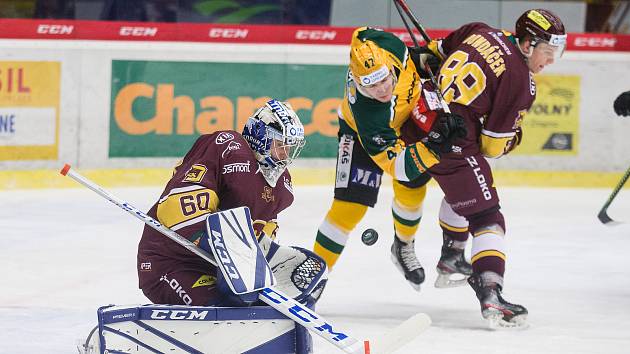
[515,9,567,56]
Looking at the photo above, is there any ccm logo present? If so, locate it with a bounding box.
[209,28,248,39]
[574,37,616,48]
[295,30,336,40]
[37,24,73,35]
[120,26,157,37]
[150,310,209,320]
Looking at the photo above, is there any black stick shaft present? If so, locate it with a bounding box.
[392,0,451,113]
[598,166,630,224]
[393,0,432,43]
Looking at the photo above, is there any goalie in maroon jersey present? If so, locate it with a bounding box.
[413,9,568,328]
[136,99,327,308]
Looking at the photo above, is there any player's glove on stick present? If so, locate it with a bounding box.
[409,45,441,79]
[424,112,467,154]
[614,91,630,117]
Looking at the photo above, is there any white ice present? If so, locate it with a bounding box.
[1,184,629,353]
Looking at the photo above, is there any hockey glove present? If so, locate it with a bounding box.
[409,46,441,79]
[424,112,467,154]
[504,128,522,154]
[614,91,630,117]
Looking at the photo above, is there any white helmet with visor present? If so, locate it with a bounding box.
[242,99,305,187]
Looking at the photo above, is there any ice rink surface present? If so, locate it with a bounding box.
[1,184,629,353]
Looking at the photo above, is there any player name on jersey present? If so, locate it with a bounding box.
[0,19,628,51]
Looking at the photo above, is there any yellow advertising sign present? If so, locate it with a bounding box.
[0,61,60,160]
[515,74,580,156]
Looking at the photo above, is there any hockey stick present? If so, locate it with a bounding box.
[598,166,630,225]
[392,0,452,114]
[60,164,431,353]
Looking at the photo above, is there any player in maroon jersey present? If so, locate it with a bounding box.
[136,99,325,307]
[417,9,567,328]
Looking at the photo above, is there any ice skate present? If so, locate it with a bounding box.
[468,273,528,329]
[391,236,425,291]
[434,236,472,288]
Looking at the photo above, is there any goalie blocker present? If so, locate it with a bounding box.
[78,304,312,354]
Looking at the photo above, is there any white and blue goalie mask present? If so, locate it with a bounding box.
[242,99,305,187]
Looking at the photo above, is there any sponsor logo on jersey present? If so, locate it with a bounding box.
[405,71,417,104]
[490,31,512,55]
[221,140,241,158]
[183,164,207,183]
[451,198,478,210]
[336,134,354,188]
[529,72,536,96]
[351,168,382,189]
[283,176,293,194]
[222,161,250,174]
[215,132,235,144]
[465,156,492,201]
[160,274,193,305]
[372,135,387,147]
[150,309,210,320]
[140,262,152,271]
[261,186,275,202]
[192,274,216,288]
[423,89,442,111]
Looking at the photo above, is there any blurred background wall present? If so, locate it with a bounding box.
[1,1,629,33]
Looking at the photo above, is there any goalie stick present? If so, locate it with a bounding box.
[598,166,630,225]
[60,164,431,353]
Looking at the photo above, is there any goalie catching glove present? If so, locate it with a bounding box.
[258,233,328,306]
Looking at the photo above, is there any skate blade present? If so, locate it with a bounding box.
[485,312,529,330]
[434,269,470,288]
[390,254,423,292]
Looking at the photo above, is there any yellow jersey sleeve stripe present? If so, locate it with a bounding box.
[157,187,219,229]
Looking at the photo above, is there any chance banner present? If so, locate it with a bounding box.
[109,60,346,158]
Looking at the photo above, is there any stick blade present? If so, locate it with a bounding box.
[366,313,431,353]
[598,209,620,226]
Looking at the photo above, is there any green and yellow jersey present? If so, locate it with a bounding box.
[340,27,438,181]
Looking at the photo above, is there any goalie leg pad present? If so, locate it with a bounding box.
[81,304,313,354]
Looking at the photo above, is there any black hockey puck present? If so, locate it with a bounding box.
[361,228,379,246]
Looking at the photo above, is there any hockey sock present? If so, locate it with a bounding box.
[313,199,367,270]
[392,181,425,242]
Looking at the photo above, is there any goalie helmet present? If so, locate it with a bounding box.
[515,9,567,58]
[242,99,305,187]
